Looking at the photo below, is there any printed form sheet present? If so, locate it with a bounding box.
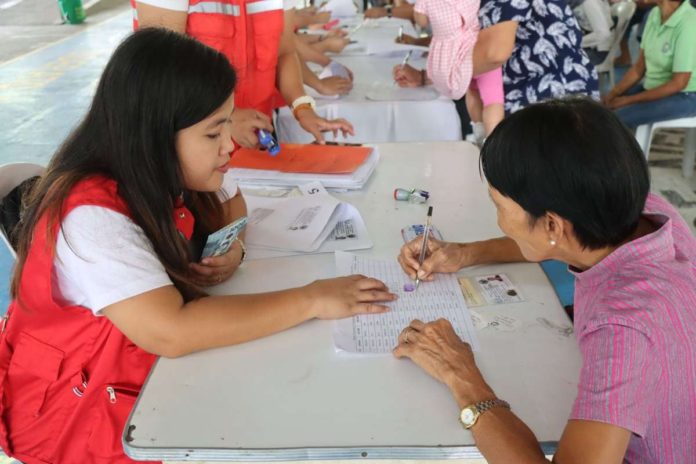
[334,252,480,354]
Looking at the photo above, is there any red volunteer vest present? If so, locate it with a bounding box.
[131,0,285,117]
[0,176,194,463]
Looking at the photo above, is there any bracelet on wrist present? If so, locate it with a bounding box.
[292,103,314,120]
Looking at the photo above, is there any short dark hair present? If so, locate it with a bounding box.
[480,98,650,250]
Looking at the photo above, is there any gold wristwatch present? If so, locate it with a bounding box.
[459,399,510,429]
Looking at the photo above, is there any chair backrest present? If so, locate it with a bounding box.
[0,163,45,249]
[0,163,44,317]
[0,163,45,200]
[595,0,637,72]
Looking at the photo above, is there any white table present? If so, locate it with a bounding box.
[124,142,581,462]
[276,18,462,144]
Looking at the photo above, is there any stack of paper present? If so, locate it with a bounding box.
[245,182,372,259]
[229,145,380,190]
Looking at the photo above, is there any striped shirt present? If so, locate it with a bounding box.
[570,193,696,463]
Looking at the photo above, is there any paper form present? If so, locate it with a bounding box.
[365,82,439,101]
[229,144,371,174]
[244,194,342,252]
[333,252,480,353]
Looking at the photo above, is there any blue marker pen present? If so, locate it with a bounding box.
[257,129,280,156]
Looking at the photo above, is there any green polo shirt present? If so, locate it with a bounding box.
[640,2,696,92]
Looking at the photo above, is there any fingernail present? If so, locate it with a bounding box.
[417,270,426,278]
[202,259,210,265]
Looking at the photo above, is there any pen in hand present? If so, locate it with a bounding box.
[394,49,413,86]
[414,206,433,290]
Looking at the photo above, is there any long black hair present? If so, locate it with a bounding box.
[480,98,650,250]
[12,28,237,301]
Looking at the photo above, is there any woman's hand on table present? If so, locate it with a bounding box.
[317,76,353,96]
[190,241,244,287]
[392,64,422,88]
[306,275,397,319]
[295,108,355,143]
[230,108,273,148]
[393,319,494,407]
[398,237,470,281]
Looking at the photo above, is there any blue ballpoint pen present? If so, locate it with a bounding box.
[414,206,433,290]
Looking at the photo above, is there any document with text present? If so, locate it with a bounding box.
[333,252,480,354]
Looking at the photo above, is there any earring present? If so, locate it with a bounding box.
[550,240,556,246]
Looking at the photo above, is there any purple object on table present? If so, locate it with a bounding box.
[403,283,416,292]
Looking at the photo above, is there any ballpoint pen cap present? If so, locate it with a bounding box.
[427,206,433,217]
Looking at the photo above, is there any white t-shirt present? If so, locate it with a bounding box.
[52,173,238,315]
[136,0,298,12]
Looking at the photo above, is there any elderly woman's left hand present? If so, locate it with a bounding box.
[394,319,495,407]
[190,241,244,287]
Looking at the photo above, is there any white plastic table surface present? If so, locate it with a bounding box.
[124,142,581,462]
[275,18,462,144]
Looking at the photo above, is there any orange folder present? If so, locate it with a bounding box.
[229,144,371,174]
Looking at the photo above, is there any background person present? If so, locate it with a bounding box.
[134,0,354,145]
[604,0,696,129]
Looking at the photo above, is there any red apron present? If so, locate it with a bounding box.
[131,0,285,118]
[0,176,193,463]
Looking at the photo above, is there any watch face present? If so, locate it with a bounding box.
[461,408,476,425]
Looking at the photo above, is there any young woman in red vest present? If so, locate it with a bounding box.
[133,0,354,147]
[0,29,394,464]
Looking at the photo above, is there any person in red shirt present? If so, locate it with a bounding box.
[134,0,354,147]
[0,29,393,464]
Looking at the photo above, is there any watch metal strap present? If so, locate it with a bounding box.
[475,398,510,414]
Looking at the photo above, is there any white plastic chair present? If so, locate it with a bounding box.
[635,117,696,178]
[595,0,637,88]
[0,162,45,253]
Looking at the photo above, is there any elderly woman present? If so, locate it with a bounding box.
[605,0,696,128]
[397,99,696,463]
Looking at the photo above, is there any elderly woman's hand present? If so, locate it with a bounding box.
[397,237,468,281]
[394,319,494,407]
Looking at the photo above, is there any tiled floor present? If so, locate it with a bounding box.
[0,7,694,464]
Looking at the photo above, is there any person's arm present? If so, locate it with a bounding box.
[397,236,527,281]
[393,319,633,464]
[472,20,518,75]
[299,59,353,96]
[364,4,414,19]
[294,10,330,27]
[277,9,354,142]
[579,1,611,49]
[103,275,396,358]
[603,50,647,104]
[609,72,692,108]
[295,34,332,66]
[610,22,696,108]
[136,2,187,32]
